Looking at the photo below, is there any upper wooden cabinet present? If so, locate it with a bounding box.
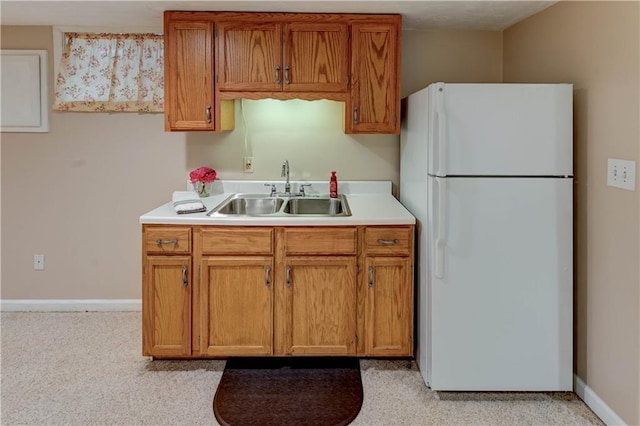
[217,21,282,92]
[163,11,401,134]
[284,22,348,93]
[217,20,348,93]
[346,22,401,134]
[164,20,215,131]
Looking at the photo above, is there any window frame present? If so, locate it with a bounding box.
[0,49,49,132]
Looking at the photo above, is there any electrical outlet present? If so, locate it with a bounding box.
[34,254,45,271]
[607,158,636,191]
[243,156,254,173]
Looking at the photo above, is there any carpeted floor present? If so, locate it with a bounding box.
[0,312,603,426]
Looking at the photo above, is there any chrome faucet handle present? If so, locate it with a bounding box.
[299,184,312,196]
[264,183,277,197]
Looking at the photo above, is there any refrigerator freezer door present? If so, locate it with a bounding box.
[427,176,573,390]
[427,83,573,177]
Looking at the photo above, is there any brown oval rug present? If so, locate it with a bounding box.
[213,357,363,426]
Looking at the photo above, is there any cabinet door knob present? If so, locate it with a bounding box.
[285,65,290,84]
[368,266,374,288]
[205,105,212,124]
[265,265,271,287]
[353,106,359,124]
[181,265,188,288]
[286,265,292,288]
[275,65,281,84]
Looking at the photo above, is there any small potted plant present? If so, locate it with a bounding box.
[189,166,217,197]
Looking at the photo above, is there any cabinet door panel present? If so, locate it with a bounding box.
[365,257,413,356]
[284,256,356,355]
[143,256,191,357]
[348,22,399,134]
[164,21,214,130]
[217,22,282,91]
[201,257,273,356]
[284,23,348,92]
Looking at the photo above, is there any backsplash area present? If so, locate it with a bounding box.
[187,180,393,197]
[184,99,400,185]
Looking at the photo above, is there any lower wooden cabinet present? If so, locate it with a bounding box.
[281,256,357,355]
[142,256,192,357]
[142,224,413,359]
[363,256,412,356]
[200,256,273,356]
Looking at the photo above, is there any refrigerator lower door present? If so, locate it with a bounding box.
[427,176,573,390]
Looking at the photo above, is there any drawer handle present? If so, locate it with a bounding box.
[378,239,400,245]
[181,265,188,288]
[156,239,178,245]
[265,265,271,288]
[286,265,292,288]
[369,266,374,288]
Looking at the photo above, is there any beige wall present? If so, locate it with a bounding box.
[504,2,640,424]
[401,29,503,97]
[0,26,502,300]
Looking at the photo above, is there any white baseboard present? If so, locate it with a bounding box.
[0,299,142,312]
[574,374,627,426]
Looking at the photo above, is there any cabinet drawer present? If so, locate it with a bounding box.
[365,226,412,256]
[284,227,356,255]
[144,226,192,254]
[200,228,273,255]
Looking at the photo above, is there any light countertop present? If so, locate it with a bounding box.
[140,180,415,226]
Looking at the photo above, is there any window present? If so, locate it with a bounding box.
[53,33,163,112]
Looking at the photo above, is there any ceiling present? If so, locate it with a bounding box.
[1,1,556,31]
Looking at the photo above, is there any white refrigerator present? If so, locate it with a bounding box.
[400,83,573,391]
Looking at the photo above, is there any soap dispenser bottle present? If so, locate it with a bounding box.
[329,171,338,198]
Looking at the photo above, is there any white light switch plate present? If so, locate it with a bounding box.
[607,158,636,191]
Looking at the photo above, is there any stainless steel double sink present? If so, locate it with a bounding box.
[207,193,351,217]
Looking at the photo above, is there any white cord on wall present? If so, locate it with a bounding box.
[241,98,251,158]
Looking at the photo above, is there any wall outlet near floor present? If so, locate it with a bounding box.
[34,254,45,271]
[243,156,254,173]
[607,158,636,191]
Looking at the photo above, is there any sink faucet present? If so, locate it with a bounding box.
[281,160,291,195]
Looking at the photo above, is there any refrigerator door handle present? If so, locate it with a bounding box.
[434,177,447,279]
[436,85,447,177]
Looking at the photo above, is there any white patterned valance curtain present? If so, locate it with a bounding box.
[53,33,164,112]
